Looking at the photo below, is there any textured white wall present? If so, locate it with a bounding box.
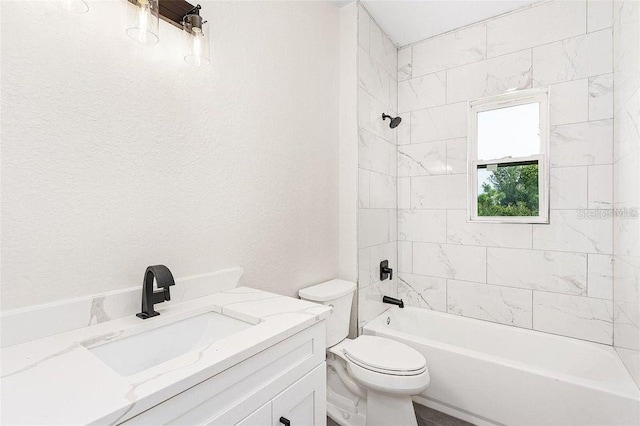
[338,2,358,285]
[0,1,340,310]
[338,2,358,338]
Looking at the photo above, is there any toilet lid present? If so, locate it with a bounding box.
[344,336,426,375]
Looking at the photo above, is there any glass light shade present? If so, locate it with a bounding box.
[125,0,159,45]
[184,21,210,66]
[52,0,89,13]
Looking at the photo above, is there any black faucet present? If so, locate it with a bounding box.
[136,265,175,319]
[383,295,404,308]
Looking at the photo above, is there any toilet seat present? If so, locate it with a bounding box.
[342,336,427,376]
[330,336,430,396]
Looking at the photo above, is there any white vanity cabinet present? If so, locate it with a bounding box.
[235,402,271,426]
[120,322,327,426]
[271,364,325,426]
[236,364,326,426]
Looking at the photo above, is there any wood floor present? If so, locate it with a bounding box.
[326,403,474,426]
[413,403,474,426]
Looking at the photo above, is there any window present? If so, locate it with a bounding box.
[468,88,549,223]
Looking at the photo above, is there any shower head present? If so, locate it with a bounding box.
[382,113,402,129]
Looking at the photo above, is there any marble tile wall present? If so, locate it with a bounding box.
[612,0,640,387]
[357,4,398,329]
[396,0,618,345]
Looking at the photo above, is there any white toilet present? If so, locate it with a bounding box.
[299,279,429,426]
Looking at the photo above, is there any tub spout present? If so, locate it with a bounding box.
[383,295,404,308]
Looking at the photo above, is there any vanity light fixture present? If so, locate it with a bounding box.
[182,5,210,66]
[125,0,160,45]
[123,0,210,65]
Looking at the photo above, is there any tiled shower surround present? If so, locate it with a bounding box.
[357,5,399,329]
[356,0,638,373]
[395,0,616,344]
[613,0,640,386]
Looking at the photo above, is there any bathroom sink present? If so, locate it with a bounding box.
[86,312,253,376]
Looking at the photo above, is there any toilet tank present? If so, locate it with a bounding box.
[299,279,356,347]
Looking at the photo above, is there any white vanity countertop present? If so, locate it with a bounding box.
[1,287,331,425]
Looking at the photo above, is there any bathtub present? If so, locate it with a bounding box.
[363,307,640,426]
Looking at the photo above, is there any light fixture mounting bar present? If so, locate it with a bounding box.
[157,0,197,29]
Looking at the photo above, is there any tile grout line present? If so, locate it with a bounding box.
[408,26,605,81]
[531,286,534,328]
[403,71,613,116]
[609,0,616,351]
[398,0,554,49]
[410,31,613,103]
[585,0,588,35]
[399,269,601,299]
[586,252,590,297]
[485,20,489,60]
[485,246,488,284]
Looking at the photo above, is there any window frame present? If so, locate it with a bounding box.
[467,88,550,224]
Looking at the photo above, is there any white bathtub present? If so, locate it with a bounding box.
[363,307,640,426]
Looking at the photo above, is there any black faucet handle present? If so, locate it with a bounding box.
[380,260,393,281]
[152,287,171,304]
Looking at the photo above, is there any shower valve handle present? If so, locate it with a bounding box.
[380,260,393,281]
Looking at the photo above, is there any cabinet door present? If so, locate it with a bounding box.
[272,363,326,426]
[236,402,271,426]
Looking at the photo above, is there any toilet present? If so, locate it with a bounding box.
[299,280,429,426]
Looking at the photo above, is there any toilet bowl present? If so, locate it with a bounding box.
[299,280,429,426]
